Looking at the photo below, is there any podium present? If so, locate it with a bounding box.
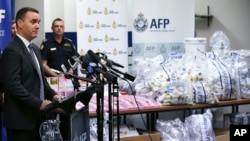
[70,107,90,141]
[43,85,98,141]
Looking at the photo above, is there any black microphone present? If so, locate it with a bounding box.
[80,54,116,82]
[86,50,135,81]
[109,60,124,68]
[110,67,135,82]
[95,67,117,82]
[80,54,93,69]
[79,54,97,76]
[87,50,110,71]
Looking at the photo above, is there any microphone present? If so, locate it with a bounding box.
[72,55,81,63]
[110,67,135,82]
[68,56,81,71]
[61,64,76,80]
[80,54,93,69]
[61,64,67,73]
[80,54,117,81]
[61,64,71,79]
[60,64,97,84]
[80,54,97,75]
[51,68,61,74]
[68,59,78,71]
[109,60,124,68]
[87,50,110,71]
[84,50,134,81]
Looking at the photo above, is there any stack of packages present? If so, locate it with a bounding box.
[156,109,216,141]
[120,30,250,106]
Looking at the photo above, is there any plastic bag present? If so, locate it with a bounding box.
[209,30,231,57]
[184,109,216,141]
[156,118,190,141]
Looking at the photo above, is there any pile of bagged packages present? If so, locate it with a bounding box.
[120,30,250,105]
[156,109,216,141]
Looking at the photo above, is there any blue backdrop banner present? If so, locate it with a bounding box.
[0,0,11,51]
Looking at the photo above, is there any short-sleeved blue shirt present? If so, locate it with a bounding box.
[40,37,79,72]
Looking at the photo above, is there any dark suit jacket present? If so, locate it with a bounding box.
[0,36,56,130]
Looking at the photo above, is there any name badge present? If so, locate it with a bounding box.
[50,48,56,51]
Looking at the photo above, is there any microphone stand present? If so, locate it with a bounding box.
[68,70,81,113]
[107,67,134,141]
[95,74,105,141]
[72,69,81,91]
[108,77,120,141]
[108,81,113,141]
[66,69,117,141]
[114,81,120,141]
[66,71,105,141]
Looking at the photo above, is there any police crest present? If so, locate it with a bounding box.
[134,13,148,32]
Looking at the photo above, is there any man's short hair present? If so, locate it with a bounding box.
[52,18,64,27]
[15,7,39,27]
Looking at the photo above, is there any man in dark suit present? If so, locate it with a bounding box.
[0,7,61,141]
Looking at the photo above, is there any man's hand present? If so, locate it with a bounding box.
[53,94,62,101]
[40,100,52,110]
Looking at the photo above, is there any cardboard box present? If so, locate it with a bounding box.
[118,128,161,141]
[114,125,139,138]
[215,128,229,141]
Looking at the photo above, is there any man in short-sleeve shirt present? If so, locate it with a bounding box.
[40,18,79,77]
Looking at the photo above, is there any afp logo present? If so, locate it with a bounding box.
[134,12,148,32]
[150,18,170,29]
[134,12,170,32]
[0,9,6,23]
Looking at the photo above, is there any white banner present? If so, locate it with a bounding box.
[76,0,128,71]
[128,0,194,74]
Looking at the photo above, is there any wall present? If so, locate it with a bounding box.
[44,0,76,32]
[195,0,250,50]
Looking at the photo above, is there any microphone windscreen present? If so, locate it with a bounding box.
[87,50,101,63]
[106,59,113,68]
[80,54,93,69]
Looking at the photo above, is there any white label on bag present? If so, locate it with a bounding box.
[192,82,206,103]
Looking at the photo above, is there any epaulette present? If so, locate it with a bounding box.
[40,44,44,50]
[65,38,73,42]
[40,39,48,50]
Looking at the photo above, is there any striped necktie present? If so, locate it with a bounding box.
[28,43,44,100]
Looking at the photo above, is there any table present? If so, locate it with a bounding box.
[89,98,250,130]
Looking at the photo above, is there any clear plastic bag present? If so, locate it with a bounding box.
[209,30,231,58]
[237,50,250,98]
[156,118,190,141]
[184,109,216,141]
[230,112,249,125]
